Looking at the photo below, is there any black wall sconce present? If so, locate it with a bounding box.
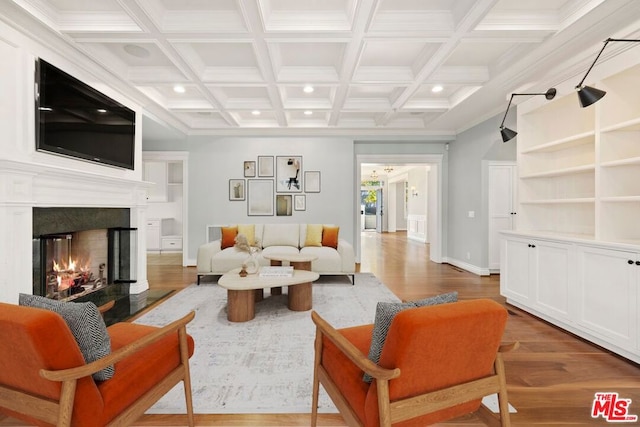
[499,88,557,142]
[576,38,640,108]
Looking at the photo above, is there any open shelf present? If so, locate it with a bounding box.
[520,164,595,179]
[520,131,594,154]
[521,198,595,204]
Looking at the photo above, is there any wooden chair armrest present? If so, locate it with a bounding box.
[311,311,400,381]
[499,341,519,353]
[97,300,115,316]
[40,311,195,382]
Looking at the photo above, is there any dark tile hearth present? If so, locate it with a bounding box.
[73,284,173,326]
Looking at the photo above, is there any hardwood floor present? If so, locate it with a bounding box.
[3,231,639,426]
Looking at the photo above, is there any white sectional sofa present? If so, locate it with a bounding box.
[196,223,355,284]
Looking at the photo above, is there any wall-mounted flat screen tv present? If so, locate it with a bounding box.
[35,59,136,170]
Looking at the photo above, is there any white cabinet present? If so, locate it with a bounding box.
[501,237,532,303]
[575,245,638,353]
[501,231,640,363]
[146,218,182,253]
[143,152,188,255]
[488,163,517,271]
[146,219,161,251]
[501,234,572,321]
[144,161,168,202]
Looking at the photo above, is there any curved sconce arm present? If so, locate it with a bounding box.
[499,88,557,142]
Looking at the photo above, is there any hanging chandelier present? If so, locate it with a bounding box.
[384,166,393,173]
[370,170,378,180]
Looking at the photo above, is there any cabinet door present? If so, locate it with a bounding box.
[576,245,638,352]
[501,237,532,303]
[143,161,168,202]
[489,164,517,270]
[146,220,161,250]
[532,240,572,320]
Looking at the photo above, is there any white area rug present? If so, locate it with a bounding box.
[135,273,399,414]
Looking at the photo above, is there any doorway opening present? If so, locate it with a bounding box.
[356,154,443,265]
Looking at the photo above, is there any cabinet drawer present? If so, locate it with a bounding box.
[146,219,160,228]
[161,237,182,250]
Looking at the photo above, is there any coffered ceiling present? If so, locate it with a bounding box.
[4,0,640,137]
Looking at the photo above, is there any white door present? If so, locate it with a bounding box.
[489,163,517,271]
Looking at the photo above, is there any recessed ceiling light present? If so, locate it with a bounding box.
[123,44,151,59]
[173,85,186,93]
[304,110,313,116]
[96,109,107,113]
[303,85,314,93]
[251,110,261,116]
[38,106,52,112]
[432,85,443,93]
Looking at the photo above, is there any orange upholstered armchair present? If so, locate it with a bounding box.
[311,299,517,427]
[0,301,195,427]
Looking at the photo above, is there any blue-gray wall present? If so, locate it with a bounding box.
[446,112,516,271]
[144,113,516,272]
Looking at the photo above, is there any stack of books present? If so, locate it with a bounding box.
[259,266,294,277]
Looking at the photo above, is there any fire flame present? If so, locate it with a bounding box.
[51,257,92,292]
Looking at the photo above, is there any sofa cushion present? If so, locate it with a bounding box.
[304,224,323,247]
[19,294,114,381]
[262,246,300,258]
[363,291,458,382]
[237,224,256,246]
[262,224,299,247]
[211,247,269,273]
[300,246,342,272]
[322,226,340,249]
[221,226,238,249]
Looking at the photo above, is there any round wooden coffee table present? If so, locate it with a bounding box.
[262,253,318,295]
[218,268,319,322]
[263,253,318,271]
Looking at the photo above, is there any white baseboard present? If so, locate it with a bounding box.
[444,257,490,276]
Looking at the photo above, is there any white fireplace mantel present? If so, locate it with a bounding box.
[0,159,152,303]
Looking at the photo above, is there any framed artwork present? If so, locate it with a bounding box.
[258,156,274,177]
[247,179,274,216]
[304,171,321,193]
[276,156,302,193]
[294,194,306,211]
[244,161,256,177]
[229,179,245,201]
[276,195,292,216]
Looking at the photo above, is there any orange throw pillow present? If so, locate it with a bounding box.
[322,226,339,249]
[221,226,238,249]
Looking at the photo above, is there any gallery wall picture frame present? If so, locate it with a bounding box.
[304,170,321,193]
[258,156,274,177]
[247,179,274,216]
[276,155,302,193]
[294,194,306,211]
[229,179,245,201]
[276,195,293,216]
[244,161,256,177]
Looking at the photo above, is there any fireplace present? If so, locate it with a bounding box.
[32,208,137,302]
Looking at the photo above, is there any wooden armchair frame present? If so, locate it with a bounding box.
[0,311,195,427]
[311,309,518,427]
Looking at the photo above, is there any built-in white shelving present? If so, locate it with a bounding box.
[502,60,640,365]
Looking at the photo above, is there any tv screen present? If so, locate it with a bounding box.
[35,59,136,170]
